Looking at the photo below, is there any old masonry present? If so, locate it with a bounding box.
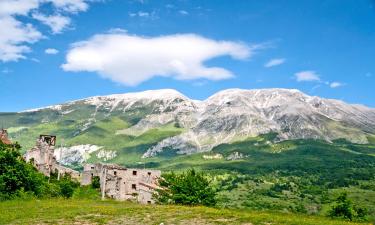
[24,135,161,204]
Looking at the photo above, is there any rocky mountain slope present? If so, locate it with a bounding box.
[1,88,374,163]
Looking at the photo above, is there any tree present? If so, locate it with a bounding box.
[329,192,368,221]
[0,142,47,200]
[0,142,83,200]
[155,169,217,206]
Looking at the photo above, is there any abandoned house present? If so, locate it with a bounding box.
[81,163,161,204]
[24,135,80,180]
[0,128,12,145]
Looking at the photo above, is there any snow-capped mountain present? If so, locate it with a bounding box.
[3,88,375,159]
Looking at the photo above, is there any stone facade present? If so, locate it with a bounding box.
[24,137,80,180]
[81,163,161,204]
[0,129,11,145]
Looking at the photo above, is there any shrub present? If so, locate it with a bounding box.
[58,175,79,199]
[0,142,48,200]
[0,142,87,200]
[155,169,217,206]
[91,176,101,189]
[328,192,368,221]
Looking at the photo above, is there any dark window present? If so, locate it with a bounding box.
[133,170,137,176]
[147,172,151,176]
[132,184,136,190]
[147,201,151,204]
[91,166,94,169]
[114,171,117,176]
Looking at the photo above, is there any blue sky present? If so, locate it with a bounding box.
[0,0,374,112]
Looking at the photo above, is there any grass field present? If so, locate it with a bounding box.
[0,199,371,225]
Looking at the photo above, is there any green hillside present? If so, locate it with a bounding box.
[0,199,368,225]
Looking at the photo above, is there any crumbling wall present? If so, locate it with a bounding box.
[25,138,80,180]
[82,163,161,203]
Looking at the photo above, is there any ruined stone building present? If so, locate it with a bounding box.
[24,135,80,180]
[81,163,161,204]
[0,129,12,145]
[24,134,162,204]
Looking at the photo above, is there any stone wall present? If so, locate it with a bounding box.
[24,138,80,180]
[0,129,11,145]
[82,163,161,204]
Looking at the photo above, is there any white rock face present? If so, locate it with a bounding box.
[54,145,103,165]
[96,150,117,161]
[142,88,375,157]
[226,152,247,161]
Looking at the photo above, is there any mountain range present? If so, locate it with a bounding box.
[1,88,374,166]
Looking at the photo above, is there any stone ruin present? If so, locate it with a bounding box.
[0,128,12,145]
[24,135,80,179]
[81,163,161,204]
[24,135,161,204]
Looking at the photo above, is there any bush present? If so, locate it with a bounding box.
[58,175,79,199]
[91,176,101,189]
[155,169,217,206]
[328,192,368,221]
[0,142,48,200]
[0,142,90,200]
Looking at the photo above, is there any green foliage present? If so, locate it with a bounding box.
[0,142,99,201]
[329,193,368,221]
[58,175,79,199]
[155,169,217,206]
[72,186,101,200]
[0,142,48,200]
[91,176,100,189]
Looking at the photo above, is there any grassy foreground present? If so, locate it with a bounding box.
[0,199,370,225]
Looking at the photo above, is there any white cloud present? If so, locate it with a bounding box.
[49,0,89,13]
[264,58,285,67]
[0,16,43,62]
[329,82,344,88]
[32,13,71,34]
[0,0,40,16]
[0,0,92,62]
[129,11,158,19]
[294,70,320,82]
[179,10,189,15]
[62,32,252,86]
[137,11,149,17]
[45,48,59,54]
